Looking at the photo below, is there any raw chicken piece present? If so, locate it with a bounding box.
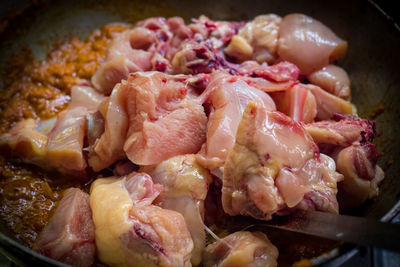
[90,172,193,267]
[188,15,239,50]
[91,56,132,95]
[223,102,343,220]
[93,15,299,93]
[46,107,87,174]
[230,61,299,93]
[86,111,105,154]
[203,231,278,267]
[92,16,241,92]
[307,84,355,120]
[36,117,58,136]
[123,72,207,165]
[336,143,384,209]
[225,14,282,64]
[171,40,230,74]
[178,15,241,76]
[307,65,351,100]
[69,85,106,111]
[69,85,106,162]
[92,27,154,94]
[0,87,102,176]
[278,14,347,75]
[0,119,48,165]
[89,71,208,170]
[113,159,138,176]
[93,17,224,92]
[45,84,105,174]
[172,16,276,76]
[243,61,300,83]
[225,35,257,63]
[144,154,211,266]
[92,17,181,93]
[170,16,242,75]
[237,77,297,93]
[304,114,383,209]
[271,83,317,123]
[305,114,376,147]
[135,17,191,73]
[34,188,95,267]
[198,71,276,169]
[162,17,193,61]
[88,83,128,171]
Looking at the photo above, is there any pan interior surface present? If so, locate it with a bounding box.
[1,0,399,266]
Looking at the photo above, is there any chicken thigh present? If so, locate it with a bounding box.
[223,101,343,220]
[90,172,193,267]
[34,188,95,267]
[144,154,211,266]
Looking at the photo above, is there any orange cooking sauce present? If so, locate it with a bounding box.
[0,23,128,247]
[0,23,128,134]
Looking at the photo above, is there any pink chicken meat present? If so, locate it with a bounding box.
[307,65,351,100]
[305,114,384,209]
[34,188,95,267]
[123,72,207,165]
[198,71,276,169]
[88,71,208,170]
[46,107,88,174]
[222,102,343,220]
[88,83,129,171]
[143,154,211,266]
[203,231,278,267]
[1,11,386,267]
[90,172,193,267]
[278,13,347,75]
[0,85,104,177]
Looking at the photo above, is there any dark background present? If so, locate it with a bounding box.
[371,0,400,24]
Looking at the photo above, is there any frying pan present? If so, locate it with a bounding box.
[1,0,400,266]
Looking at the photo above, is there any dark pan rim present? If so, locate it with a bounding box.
[1,200,399,266]
[1,0,400,266]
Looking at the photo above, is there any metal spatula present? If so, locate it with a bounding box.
[247,210,400,252]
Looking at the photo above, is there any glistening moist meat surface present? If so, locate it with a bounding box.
[0,24,129,247]
[0,13,384,267]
